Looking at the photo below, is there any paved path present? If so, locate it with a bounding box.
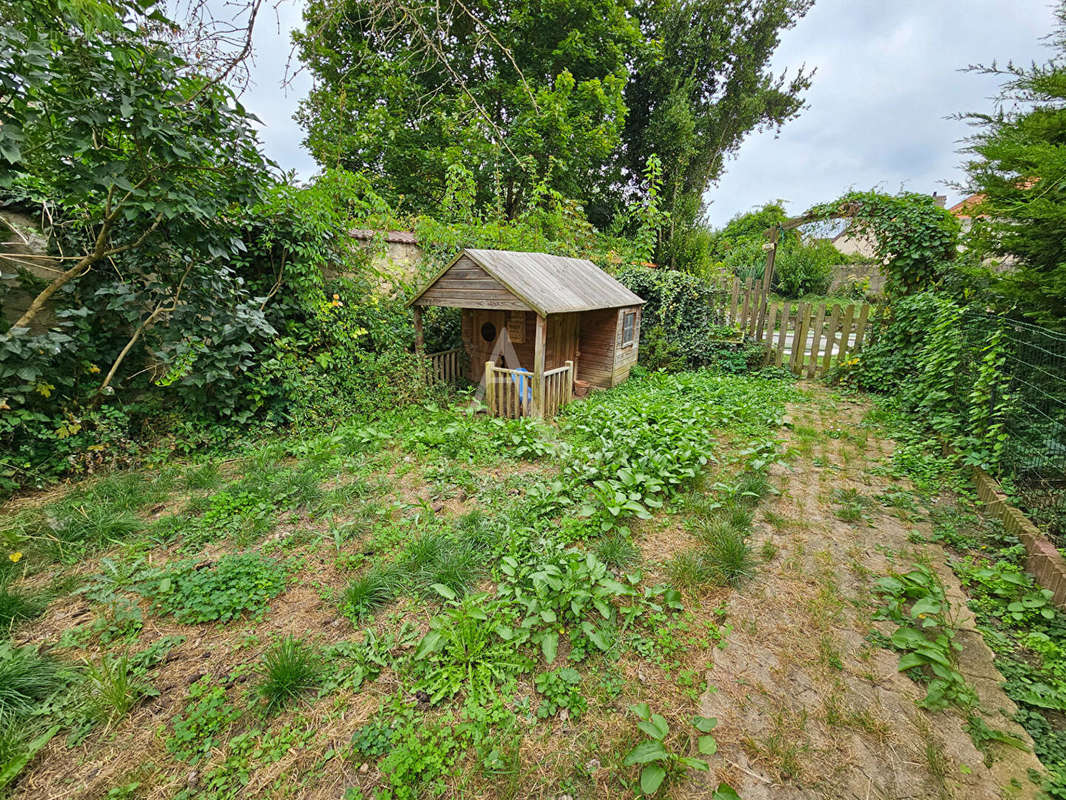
[692,385,1043,799]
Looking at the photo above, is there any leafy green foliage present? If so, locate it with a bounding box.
[498,549,632,664]
[534,667,586,719]
[773,240,837,297]
[166,677,241,764]
[873,566,976,711]
[0,0,273,487]
[960,6,1066,328]
[807,191,960,297]
[615,266,730,369]
[622,703,739,797]
[295,0,811,261]
[844,293,1013,473]
[412,588,532,704]
[257,636,321,715]
[143,552,286,624]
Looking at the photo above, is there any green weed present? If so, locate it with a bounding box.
[0,644,64,717]
[258,636,321,715]
[144,552,287,624]
[341,567,400,621]
[84,653,156,724]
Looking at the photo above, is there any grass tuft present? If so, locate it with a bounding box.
[594,532,639,570]
[0,644,64,718]
[258,636,320,715]
[342,567,399,620]
[84,653,153,724]
[703,524,755,587]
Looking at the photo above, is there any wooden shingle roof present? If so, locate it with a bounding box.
[409,248,644,315]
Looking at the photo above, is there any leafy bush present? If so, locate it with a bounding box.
[772,241,835,297]
[144,552,287,624]
[616,267,728,369]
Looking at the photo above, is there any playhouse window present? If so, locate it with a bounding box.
[622,311,636,346]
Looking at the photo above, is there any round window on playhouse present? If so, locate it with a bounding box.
[480,322,497,342]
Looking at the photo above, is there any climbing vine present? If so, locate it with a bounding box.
[806,191,961,296]
[841,292,1013,472]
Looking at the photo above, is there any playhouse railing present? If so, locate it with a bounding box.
[484,360,573,419]
[425,347,463,383]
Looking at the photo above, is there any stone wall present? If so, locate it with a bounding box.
[828,262,885,296]
[1,210,60,331]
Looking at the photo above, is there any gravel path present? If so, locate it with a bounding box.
[693,385,1044,800]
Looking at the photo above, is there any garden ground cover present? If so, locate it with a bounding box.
[0,373,1060,799]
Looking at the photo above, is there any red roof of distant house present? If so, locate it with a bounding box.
[350,229,419,245]
[949,193,986,218]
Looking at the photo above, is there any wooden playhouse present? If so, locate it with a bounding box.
[409,248,645,418]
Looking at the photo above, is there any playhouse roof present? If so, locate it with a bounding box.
[409,248,644,316]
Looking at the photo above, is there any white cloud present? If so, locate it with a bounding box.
[701,0,1059,226]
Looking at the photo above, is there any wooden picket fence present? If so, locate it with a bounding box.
[713,276,876,378]
[484,360,573,418]
[425,347,464,383]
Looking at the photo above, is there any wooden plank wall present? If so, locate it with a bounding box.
[579,308,619,388]
[712,276,876,379]
[611,306,641,386]
[416,256,529,310]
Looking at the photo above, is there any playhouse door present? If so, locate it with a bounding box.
[471,310,506,381]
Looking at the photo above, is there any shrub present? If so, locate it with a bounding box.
[773,242,834,297]
[616,266,727,368]
[258,636,320,715]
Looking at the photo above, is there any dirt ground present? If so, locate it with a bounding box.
[692,385,1044,800]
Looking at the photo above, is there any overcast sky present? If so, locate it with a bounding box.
[239,0,1059,228]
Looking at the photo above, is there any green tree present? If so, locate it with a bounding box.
[0,0,275,486]
[293,0,638,218]
[292,0,813,263]
[959,2,1066,327]
[0,0,269,339]
[622,0,813,266]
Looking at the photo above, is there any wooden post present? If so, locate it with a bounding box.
[565,360,574,405]
[762,228,778,291]
[775,303,789,367]
[835,304,856,369]
[820,306,841,376]
[806,304,827,380]
[532,314,546,419]
[793,303,812,375]
[485,361,495,416]
[852,304,871,353]
[412,306,424,356]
